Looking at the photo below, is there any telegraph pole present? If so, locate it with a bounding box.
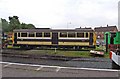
[67,22,71,29]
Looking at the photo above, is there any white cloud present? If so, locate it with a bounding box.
[0,0,119,28]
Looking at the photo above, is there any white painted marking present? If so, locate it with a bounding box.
[79,68,119,72]
[0,61,119,72]
[3,63,12,67]
[56,67,61,72]
[35,66,43,71]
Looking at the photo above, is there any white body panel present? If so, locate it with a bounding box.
[111,51,120,66]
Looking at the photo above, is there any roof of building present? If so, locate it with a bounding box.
[94,25,118,32]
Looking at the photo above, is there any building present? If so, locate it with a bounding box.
[94,25,118,45]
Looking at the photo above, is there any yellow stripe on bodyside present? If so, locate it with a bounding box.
[12,33,14,44]
[58,42,89,46]
[17,41,51,45]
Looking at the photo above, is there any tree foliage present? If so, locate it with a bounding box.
[9,16,21,31]
[21,23,35,29]
[1,18,9,32]
[26,24,35,29]
[1,16,36,32]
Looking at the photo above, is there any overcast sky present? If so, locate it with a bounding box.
[0,0,119,29]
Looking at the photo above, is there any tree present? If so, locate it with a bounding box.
[26,24,35,29]
[1,18,9,32]
[9,16,36,30]
[21,23,27,29]
[1,16,36,32]
[21,23,35,29]
[9,16,21,31]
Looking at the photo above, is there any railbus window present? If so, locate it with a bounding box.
[28,33,34,37]
[18,33,20,37]
[86,33,88,37]
[77,33,84,37]
[21,33,27,37]
[68,32,75,37]
[44,33,50,37]
[60,32,67,37]
[36,33,42,37]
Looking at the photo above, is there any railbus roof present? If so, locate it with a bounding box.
[13,28,94,32]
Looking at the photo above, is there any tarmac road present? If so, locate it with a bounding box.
[2,49,112,69]
[1,56,120,78]
[1,62,119,77]
[2,56,112,69]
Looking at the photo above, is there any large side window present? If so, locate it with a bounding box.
[86,33,88,37]
[60,32,67,37]
[18,33,20,37]
[77,33,84,37]
[44,33,50,37]
[68,32,75,37]
[28,33,34,37]
[36,33,42,37]
[21,33,27,37]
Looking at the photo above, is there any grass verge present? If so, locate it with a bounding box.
[6,45,109,58]
[18,49,109,58]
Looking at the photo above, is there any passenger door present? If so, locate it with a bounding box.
[52,32,58,45]
[89,33,93,45]
[14,33,17,44]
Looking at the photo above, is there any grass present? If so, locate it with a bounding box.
[104,52,110,58]
[7,45,110,58]
[18,49,109,58]
[95,45,106,51]
[51,50,91,57]
[22,49,91,57]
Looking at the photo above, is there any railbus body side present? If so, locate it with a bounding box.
[12,28,96,49]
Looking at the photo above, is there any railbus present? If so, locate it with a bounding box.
[12,28,96,49]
